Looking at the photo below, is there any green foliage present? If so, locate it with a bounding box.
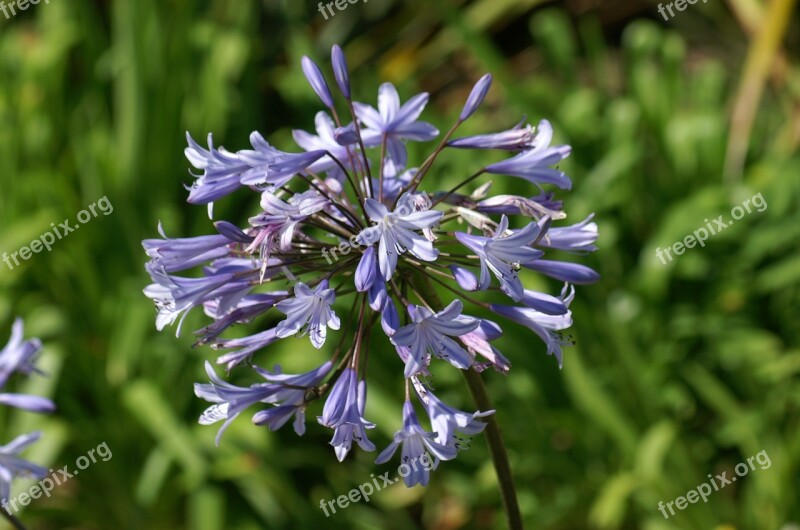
[0,1,797,529]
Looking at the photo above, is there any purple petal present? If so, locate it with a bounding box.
[0,394,55,414]
[460,73,492,121]
[301,56,334,108]
[355,246,377,292]
[378,82,400,124]
[214,221,252,243]
[395,121,440,141]
[523,259,600,284]
[334,123,359,146]
[331,44,351,98]
[375,440,400,465]
[353,102,383,130]
[521,290,569,315]
[382,301,400,336]
[386,137,407,167]
[449,265,478,291]
[364,198,389,221]
[394,93,429,127]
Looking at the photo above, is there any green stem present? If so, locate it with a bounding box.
[462,368,523,530]
[409,273,523,530]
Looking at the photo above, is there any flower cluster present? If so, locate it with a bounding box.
[143,45,598,486]
[0,319,56,504]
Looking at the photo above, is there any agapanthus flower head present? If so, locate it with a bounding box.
[144,44,598,485]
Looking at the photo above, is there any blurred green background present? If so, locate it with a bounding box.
[0,0,798,528]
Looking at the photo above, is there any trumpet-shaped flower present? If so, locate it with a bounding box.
[356,194,442,280]
[275,281,340,348]
[196,360,332,444]
[413,380,493,448]
[392,300,479,377]
[375,401,457,487]
[455,215,544,302]
[354,83,439,167]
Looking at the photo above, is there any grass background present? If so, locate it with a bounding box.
[0,0,798,528]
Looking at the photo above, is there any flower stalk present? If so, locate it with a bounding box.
[412,271,522,530]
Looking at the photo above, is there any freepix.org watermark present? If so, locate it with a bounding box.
[2,196,114,271]
[655,192,766,265]
[2,441,112,514]
[657,0,708,21]
[657,449,771,519]
[319,451,434,517]
[317,0,367,21]
[320,200,418,265]
[0,0,49,22]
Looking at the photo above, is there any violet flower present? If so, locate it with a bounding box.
[144,44,598,487]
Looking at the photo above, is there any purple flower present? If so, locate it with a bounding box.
[275,281,340,349]
[537,214,598,253]
[373,164,415,202]
[356,194,442,280]
[413,380,493,447]
[458,319,512,374]
[459,74,493,121]
[247,191,329,259]
[333,122,359,146]
[354,83,439,167]
[185,131,328,213]
[143,223,233,273]
[238,148,328,189]
[195,293,286,346]
[331,44,351,98]
[196,360,332,444]
[249,405,297,431]
[211,328,281,369]
[195,362,280,445]
[0,432,49,502]
[317,368,354,425]
[477,193,566,220]
[520,289,569,315]
[293,112,369,178]
[392,300,479,377]
[449,119,536,150]
[146,44,599,487]
[301,56,334,108]
[0,394,55,414]
[449,265,479,291]
[455,215,545,301]
[0,321,56,508]
[0,320,56,414]
[485,120,572,189]
[184,133,250,208]
[354,246,389,310]
[324,373,376,461]
[0,319,43,387]
[490,284,575,367]
[375,401,457,487]
[522,259,600,284]
[143,263,255,336]
[250,361,332,435]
